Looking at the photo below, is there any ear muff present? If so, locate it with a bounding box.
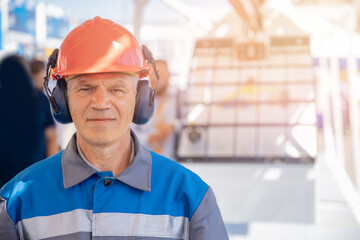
[51,79,72,124]
[132,45,160,125]
[133,80,155,124]
[44,49,73,124]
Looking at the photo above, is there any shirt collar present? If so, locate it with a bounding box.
[61,129,152,192]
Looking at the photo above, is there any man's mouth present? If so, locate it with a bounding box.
[87,118,115,122]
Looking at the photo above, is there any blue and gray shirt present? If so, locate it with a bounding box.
[0,131,228,239]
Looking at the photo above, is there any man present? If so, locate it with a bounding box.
[0,17,228,239]
[133,60,178,159]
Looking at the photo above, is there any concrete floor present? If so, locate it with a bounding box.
[183,152,360,240]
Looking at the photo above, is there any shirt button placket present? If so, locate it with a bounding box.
[93,180,100,238]
[93,177,113,238]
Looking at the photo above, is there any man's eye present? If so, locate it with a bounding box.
[79,88,90,92]
[112,88,124,93]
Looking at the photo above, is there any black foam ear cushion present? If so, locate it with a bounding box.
[52,79,73,124]
[133,80,155,124]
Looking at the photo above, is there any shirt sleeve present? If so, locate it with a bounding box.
[0,195,19,240]
[189,186,229,240]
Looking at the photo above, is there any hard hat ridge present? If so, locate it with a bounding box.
[52,16,150,79]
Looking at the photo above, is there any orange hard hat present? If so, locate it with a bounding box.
[52,16,150,80]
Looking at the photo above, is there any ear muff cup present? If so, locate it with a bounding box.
[51,79,73,124]
[133,80,155,125]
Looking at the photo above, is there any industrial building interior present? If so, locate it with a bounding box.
[1,0,360,239]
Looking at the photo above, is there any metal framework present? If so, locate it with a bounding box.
[177,36,317,163]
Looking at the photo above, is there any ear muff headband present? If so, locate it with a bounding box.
[142,45,160,105]
[44,49,60,114]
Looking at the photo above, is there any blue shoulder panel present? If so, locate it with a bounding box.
[1,151,95,224]
[0,150,208,224]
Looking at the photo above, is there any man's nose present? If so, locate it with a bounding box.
[90,87,110,109]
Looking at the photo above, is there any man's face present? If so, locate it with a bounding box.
[67,73,137,146]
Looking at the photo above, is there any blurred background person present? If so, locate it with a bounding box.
[0,55,42,187]
[132,60,179,160]
[29,59,59,157]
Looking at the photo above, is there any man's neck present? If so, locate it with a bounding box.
[76,131,132,176]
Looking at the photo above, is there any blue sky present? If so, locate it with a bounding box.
[40,0,231,24]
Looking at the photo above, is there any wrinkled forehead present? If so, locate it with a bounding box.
[67,72,138,86]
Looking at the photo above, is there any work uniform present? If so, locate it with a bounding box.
[0,131,228,240]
